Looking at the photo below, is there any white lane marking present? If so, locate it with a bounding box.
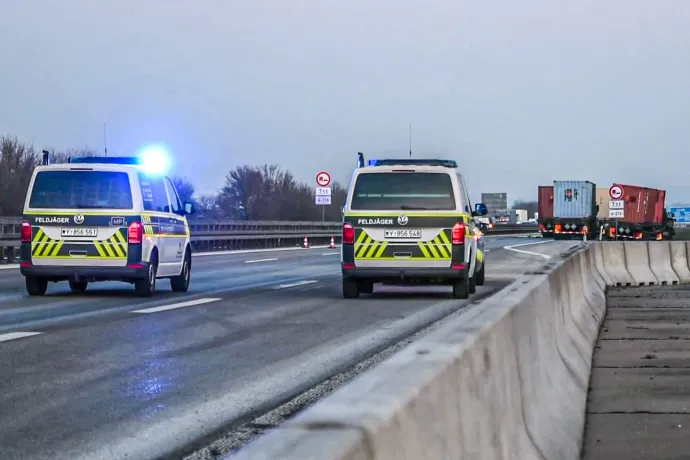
[244,258,278,264]
[273,280,317,289]
[194,245,334,257]
[0,265,18,270]
[483,233,540,238]
[321,252,339,256]
[503,240,553,259]
[131,298,222,314]
[0,331,42,342]
[484,249,491,253]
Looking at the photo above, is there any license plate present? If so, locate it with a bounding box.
[384,229,421,239]
[61,228,98,237]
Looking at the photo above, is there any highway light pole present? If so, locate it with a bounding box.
[103,123,108,157]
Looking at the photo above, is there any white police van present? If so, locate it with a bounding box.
[340,156,488,299]
[19,152,195,297]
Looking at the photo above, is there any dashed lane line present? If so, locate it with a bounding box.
[273,280,318,290]
[0,331,42,343]
[131,298,222,314]
[244,258,278,264]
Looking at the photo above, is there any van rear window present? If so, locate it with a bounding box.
[350,172,456,210]
[28,170,133,209]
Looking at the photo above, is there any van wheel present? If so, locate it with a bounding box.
[69,280,88,293]
[469,273,476,294]
[343,278,359,299]
[135,255,158,297]
[452,277,469,299]
[357,280,374,294]
[476,263,485,286]
[26,276,48,296]
[171,250,191,292]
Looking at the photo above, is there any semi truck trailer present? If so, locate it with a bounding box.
[599,184,675,241]
[552,180,598,240]
[537,185,554,237]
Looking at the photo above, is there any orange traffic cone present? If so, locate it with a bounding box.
[329,236,336,248]
[303,236,309,248]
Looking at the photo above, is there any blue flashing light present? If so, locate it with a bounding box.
[367,159,458,168]
[137,145,170,175]
[70,156,141,164]
[69,145,172,175]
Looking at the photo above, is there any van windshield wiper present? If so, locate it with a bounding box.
[73,204,110,209]
[400,205,429,210]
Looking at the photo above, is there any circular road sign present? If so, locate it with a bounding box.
[316,171,331,187]
[609,184,624,200]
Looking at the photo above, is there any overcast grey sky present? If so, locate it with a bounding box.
[2,0,690,203]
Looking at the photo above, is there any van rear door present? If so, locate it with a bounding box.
[23,168,134,267]
[345,170,462,268]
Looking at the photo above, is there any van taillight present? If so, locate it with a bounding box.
[128,221,143,244]
[452,222,465,244]
[343,223,355,244]
[21,221,32,243]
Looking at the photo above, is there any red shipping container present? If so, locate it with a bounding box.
[538,185,554,219]
[617,184,666,224]
[654,189,667,223]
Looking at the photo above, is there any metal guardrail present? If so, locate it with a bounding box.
[0,216,538,262]
[482,223,539,234]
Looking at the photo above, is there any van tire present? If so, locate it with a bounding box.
[452,277,469,299]
[135,254,158,297]
[69,280,88,293]
[343,278,359,299]
[469,273,476,294]
[476,263,485,286]
[26,276,48,296]
[170,250,191,292]
[357,280,374,294]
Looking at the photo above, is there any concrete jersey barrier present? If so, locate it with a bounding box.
[229,241,690,460]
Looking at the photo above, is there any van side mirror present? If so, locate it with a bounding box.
[184,201,195,215]
[473,203,488,217]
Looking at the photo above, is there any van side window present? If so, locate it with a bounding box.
[138,173,170,212]
[164,177,181,213]
[456,174,471,212]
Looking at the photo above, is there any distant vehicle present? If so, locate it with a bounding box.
[340,156,488,299]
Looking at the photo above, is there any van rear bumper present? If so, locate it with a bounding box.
[342,265,467,281]
[20,263,149,281]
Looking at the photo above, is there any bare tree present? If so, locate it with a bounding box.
[0,134,349,222]
[171,176,195,204]
[0,136,39,216]
[196,195,223,219]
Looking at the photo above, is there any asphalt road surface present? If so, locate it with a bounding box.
[0,235,575,460]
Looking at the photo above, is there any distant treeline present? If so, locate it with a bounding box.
[0,135,346,221]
